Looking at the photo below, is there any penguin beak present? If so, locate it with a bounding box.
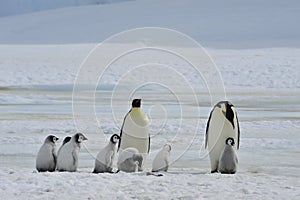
[222,107,226,116]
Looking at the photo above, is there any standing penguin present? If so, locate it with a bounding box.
[117,147,143,173]
[56,133,87,172]
[218,137,238,174]
[36,135,59,172]
[57,136,71,157]
[93,134,120,173]
[152,144,171,172]
[118,99,150,169]
[205,101,240,173]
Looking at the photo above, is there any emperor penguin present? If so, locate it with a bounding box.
[117,147,143,173]
[57,136,71,157]
[93,134,120,173]
[205,101,240,173]
[152,144,171,172]
[118,99,150,169]
[218,137,238,174]
[36,135,59,172]
[56,133,87,172]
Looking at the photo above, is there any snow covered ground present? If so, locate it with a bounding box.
[1,44,299,199]
[1,0,300,199]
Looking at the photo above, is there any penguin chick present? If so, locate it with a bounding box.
[117,147,143,173]
[93,134,120,173]
[152,144,171,172]
[36,135,59,172]
[218,137,238,174]
[56,133,87,172]
[57,136,71,157]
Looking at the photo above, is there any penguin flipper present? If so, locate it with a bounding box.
[118,109,131,152]
[236,114,240,150]
[52,148,57,166]
[72,150,78,168]
[205,109,214,148]
[105,151,114,169]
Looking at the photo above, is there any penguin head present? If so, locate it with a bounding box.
[163,144,172,152]
[110,134,120,144]
[133,154,143,167]
[75,133,88,143]
[62,136,71,145]
[46,135,59,144]
[226,137,235,146]
[132,99,141,108]
[216,101,235,129]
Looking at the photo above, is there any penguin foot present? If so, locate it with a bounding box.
[211,170,218,173]
[146,172,163,177]
[220,171,236,174]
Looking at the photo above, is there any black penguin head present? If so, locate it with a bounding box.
[62,136,71,145]
[226,137,235,146]
[217,101,235,129]
[75,133,88,143]
[132,99,141,108]
[46,135,59,144]
[110,134,120,144]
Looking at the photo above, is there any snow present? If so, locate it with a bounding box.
[1,44,300,198]
[1,168,299,199]
[1,0,300,199]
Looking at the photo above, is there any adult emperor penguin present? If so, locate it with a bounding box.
[218,137,238,174]
[93,134,120,173]
[152,144,171,172]
[36,135,59,172]
[118,99,150,169]
[117,147,143,173]
[56,133,87,172]
[57,136,71,157]
[205,101,240,173]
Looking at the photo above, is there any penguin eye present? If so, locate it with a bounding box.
[78,135,83,142]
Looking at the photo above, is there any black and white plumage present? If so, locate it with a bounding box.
[36,135,59,172]
[57,136,71,157]
[152,144,171,172]
[56,133,87,172]
[205,101,240,173]
[218,137,238,174]
[118,99,150,169]
[117,147,143,173]
[93,134,120,173]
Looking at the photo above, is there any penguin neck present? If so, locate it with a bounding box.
[131,107,141,112]
[107,142,116,149]
[71,137,81,148]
